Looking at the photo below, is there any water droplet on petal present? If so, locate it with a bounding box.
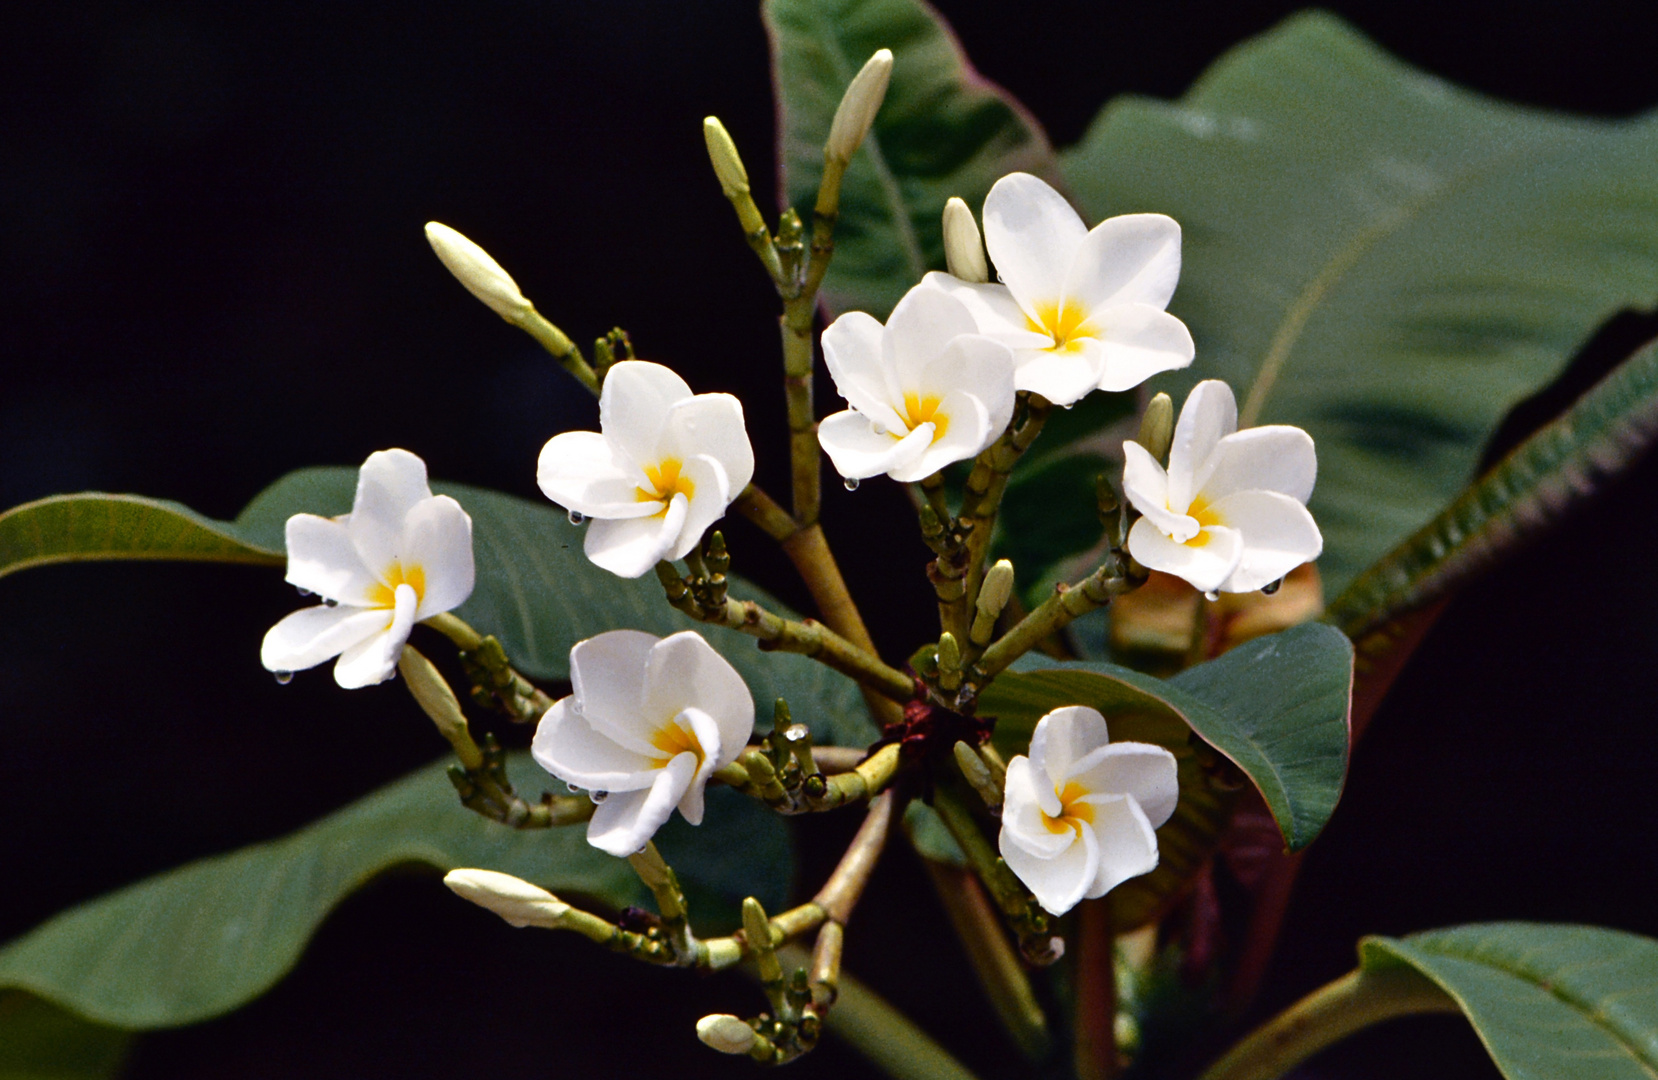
[1261,578,1283,595]
[843,477,860,492]
[1203,590,1219,602]
[273,671,294,685]
[568,510,587,525]
[566,782,583,794]
[784,723,810,742]
[589,790,609,804]
[295,587,313,597]
[324,598,339,608]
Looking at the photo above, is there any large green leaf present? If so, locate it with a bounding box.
[1363,923,1658,1080]
[0,493,283,581]
[1057,12,1658,596]
[0,994,129,1080]
[0,753,789,1030]
[1329,336,1658,641]
[0,470,874,747]
[982,623,1352,854]
[766,0,1059,318]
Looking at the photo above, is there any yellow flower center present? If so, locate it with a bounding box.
[901,392,949,442]
[1177,495,1226,548]
[637,457,697,508]
[1028,299,1096,353]
[367,562,426,609]
[1041,780,1095,836]
[650,719,705,768]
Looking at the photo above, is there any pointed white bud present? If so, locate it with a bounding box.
[443,869,569,928]
[942,197,989,284]
[825,48,893,164]
[977,559,1015,620]
[424,222,533,322]
[703,116,750,197]
[697,1014,757,1055]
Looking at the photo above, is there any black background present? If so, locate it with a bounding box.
[4,2,1658,1077]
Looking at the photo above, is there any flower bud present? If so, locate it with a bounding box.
[443,868,569,928]
[942,197,989,284]
[424,222,533,322]
[825,49,894,164]
[397,645,480,769]
[697,1014,757,1055]
[977,559,1015,621]
[1137,392,1174,463]
[703,116,750,197]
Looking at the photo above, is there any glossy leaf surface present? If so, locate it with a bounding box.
[0,755,788,1029]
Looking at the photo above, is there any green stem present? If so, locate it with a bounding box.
[513,309,600,394]
[1197,966,1459,1080]
[970,552,1145,692]
[930,785,1055,962]
[957,395,1052,637]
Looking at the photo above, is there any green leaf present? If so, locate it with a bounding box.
[0,493,283,581]
[1329,336,1658,641]
[1060,12,1658,596]
[0,994,130,1080]
[1362,923,1658,1080]
[0,753,790,1029]
[981,624,1352,854]
[766,0,1059,317]
[239,468,876,747]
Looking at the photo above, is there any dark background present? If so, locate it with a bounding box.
[4,2,1658,1077]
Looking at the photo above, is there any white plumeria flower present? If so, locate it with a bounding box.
[818,287,1015,483]
[1122,380,1322,595]
[537,361,754,579]
[921,172,1194,406]
[262,449,475,689]
[532,629,754,857]
[999,706,1178,916]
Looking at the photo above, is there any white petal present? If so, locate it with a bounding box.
[1094,305,1196,393]
[585,753,698,857]
[1001,809,1100,916]
[283,514,379,607]
[917,272,1031,337]
[999,756,1074,859]
[664,394,754,496]
[531,696,662,790]
[569,629,658,752]
[1207,491,1324,593]
[261,604,388,674]
[582,494,688,578]
[982,172,1087,313]
[894,390,992,482]
[349,449,435,576]
[670,707,725,825]
[817,410,931,481]
[1080,796,1160,899]
[1167,381,1238,510]
[883,287,979,392]
[661,455,732,563]
[1066,743,1180,828]
[1029,706,1111,785]
[822,311,907,432]
[642,631,754,770]
[402,495,474,618]
[1011,342,1107,407]
[1065,213,1183,313]
[915,334,1016,433]
[1126,517,1243,594]
[1202,426,1317,504]
[537,431,660,519]
[598,361,694,468]
[332,583,418,688]
[1121,441,1197,541]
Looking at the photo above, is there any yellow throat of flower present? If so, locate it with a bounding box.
[1041,780,1095,836]
[651,719,705,768]
[901,392,949,441]
[638,457,697,506]
[1028,299,1096,353]
[367,562,425,609]
[1178,495,1225,548]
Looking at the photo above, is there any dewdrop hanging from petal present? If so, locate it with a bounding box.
[1121,379,1323,595]
[817,287,1016,484]
[531,629,755,857]
[536,360,755,579]
[998,706,1178,916]
[261,449,475,689]
[922,172,1195,406]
